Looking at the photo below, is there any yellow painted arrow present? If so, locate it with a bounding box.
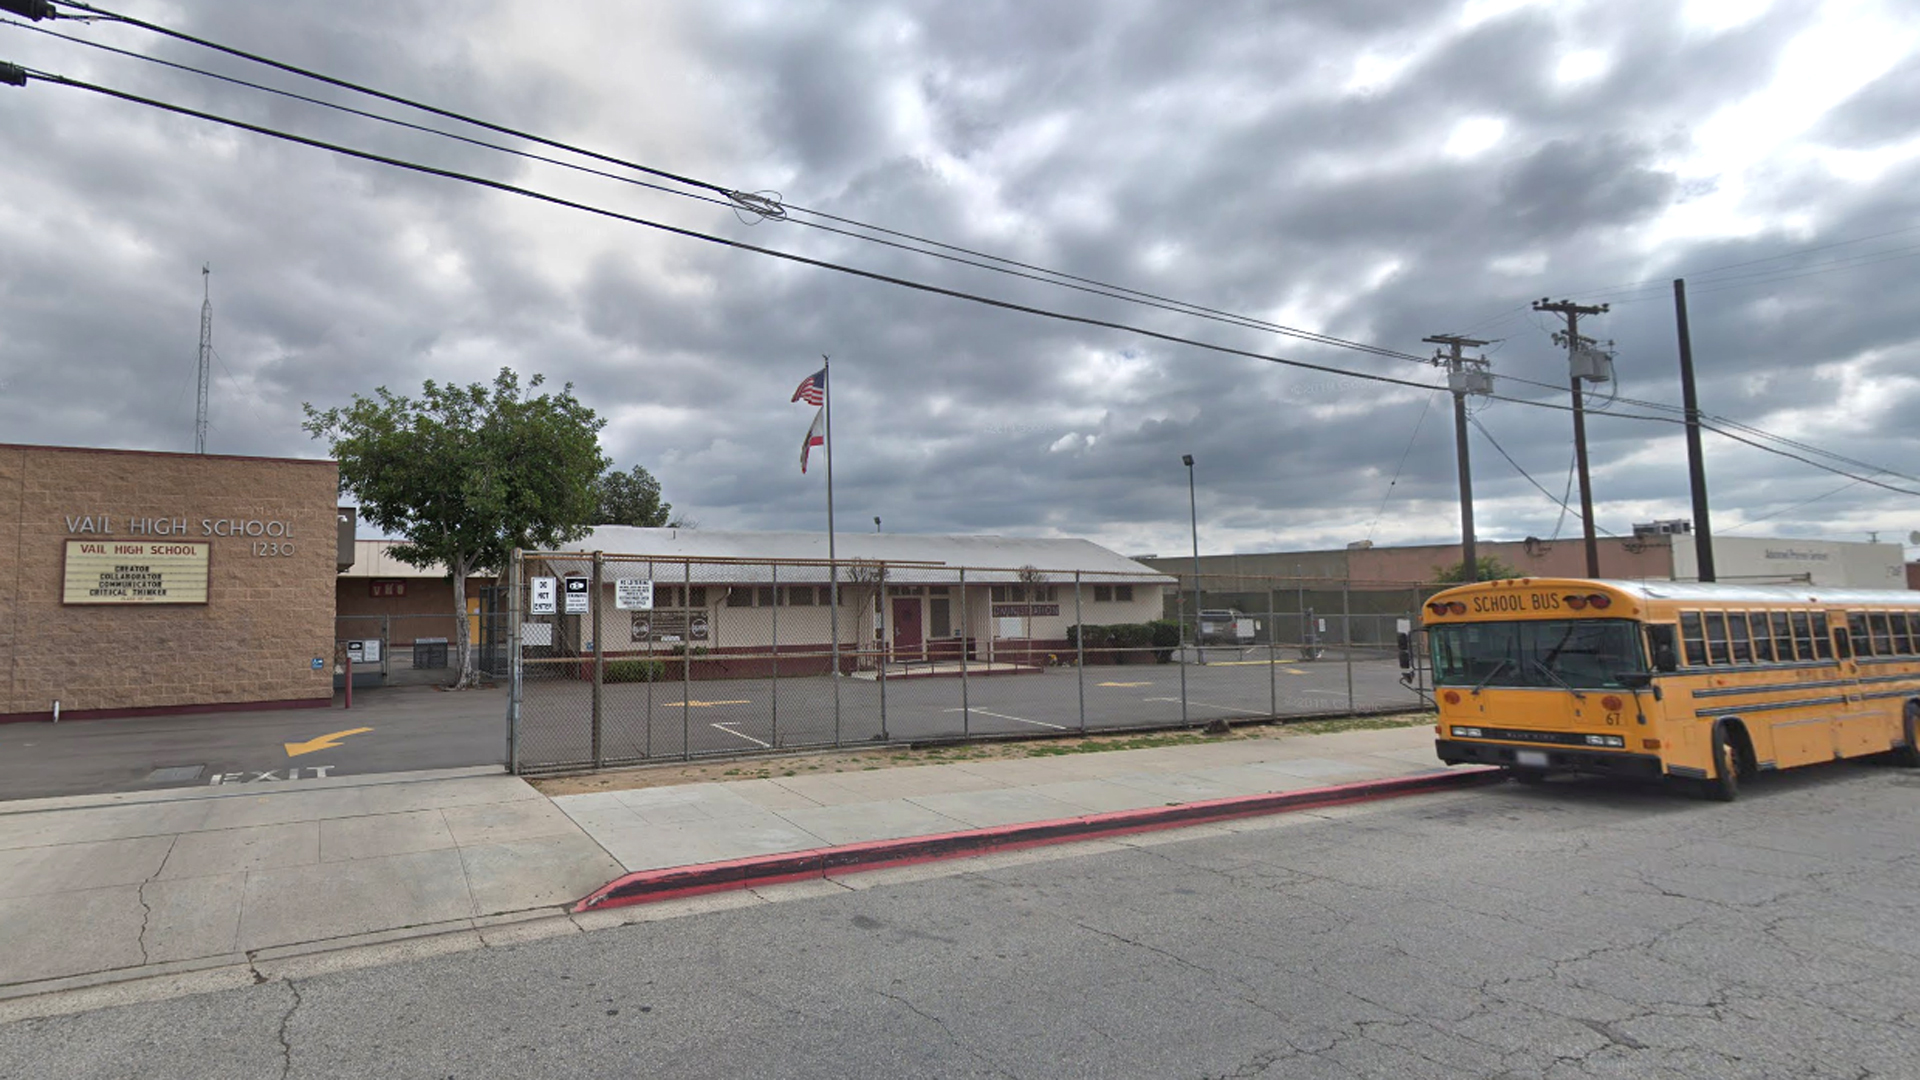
[1098,681,1153,688]
[659,700,752,708]
[285,727,373,757]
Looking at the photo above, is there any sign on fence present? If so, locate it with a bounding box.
[614,579,654,610]
[530,577,557,615]
[563,577,590,614]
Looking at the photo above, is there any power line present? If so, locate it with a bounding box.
[13,4,1437,370]
[9,60,1919,503]
[1466,414,1620,537]
[11,65,1453,396]
[18,4,1911,495]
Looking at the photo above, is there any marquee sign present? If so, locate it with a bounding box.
[63,539,211,605]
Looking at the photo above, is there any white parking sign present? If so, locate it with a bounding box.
[563,576,590,614]
[615,579,654,610]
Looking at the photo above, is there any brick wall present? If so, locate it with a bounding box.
[0,444,339,720]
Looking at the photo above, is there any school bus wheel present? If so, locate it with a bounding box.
[1702,721,1745,803]
[1896,703,1920,769]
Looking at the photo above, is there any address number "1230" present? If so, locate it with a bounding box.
[251,541,297,557]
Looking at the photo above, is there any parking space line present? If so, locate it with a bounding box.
[942,708,1066,730]
[1144,697,1271,716]
[711,722,772,748]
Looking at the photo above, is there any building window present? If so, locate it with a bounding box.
[1094,585,1112,602]
[1115,584,1133,602]
[370,580,407,598]
[991,585,1009,603]
[788,585,814,606]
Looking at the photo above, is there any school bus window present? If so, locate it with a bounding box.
[1679,612,1707,667]
[1847,613,1871,657]
[1751,612,1775,662]
[1769,612,1793,661]
[1868,613,1893,656]
[1895,613,1915,656]
[1704,612,1731,665]
[1727,612,1753,663]
[1799,612,1826,659]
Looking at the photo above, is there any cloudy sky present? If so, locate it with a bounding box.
[3,0,1918,561]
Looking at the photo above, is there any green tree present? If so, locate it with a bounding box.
[592,465,674,527]
[1432,555,1521,584]
[304,369,609,688]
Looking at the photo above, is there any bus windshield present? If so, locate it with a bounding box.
[1429,619,1646,690]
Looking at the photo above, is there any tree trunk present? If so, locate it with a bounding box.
[451,558,475,689]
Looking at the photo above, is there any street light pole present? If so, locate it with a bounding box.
[1183,454,1202,665]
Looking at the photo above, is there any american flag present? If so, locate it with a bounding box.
[790,368,826,405]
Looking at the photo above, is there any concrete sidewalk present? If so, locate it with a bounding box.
[0,723,1461,1009]
[0,766,619,997]
[549,725,1453,877]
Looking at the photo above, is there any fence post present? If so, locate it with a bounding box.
[770,563,779,750]
[382,613,391,680]
[507,550,523,773]
[831,554,842,747]
[682,559,693,761]
[1178,587,1190,728]
[1074,571,1086,734]
[1267,585,1277,719]
[958,567,970,738]
[591,551,604,769]
[1344,579,1354,713]
[644,560,654,760]
[877,564,889,743]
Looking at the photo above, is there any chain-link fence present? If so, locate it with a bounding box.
[507,550,1449,774]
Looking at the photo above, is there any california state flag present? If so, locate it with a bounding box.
[800,408,825,473]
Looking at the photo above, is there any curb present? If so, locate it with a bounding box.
[574,766,1503,913]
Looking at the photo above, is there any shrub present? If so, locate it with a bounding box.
[604,658,667,683]
[1065,624,1108,648]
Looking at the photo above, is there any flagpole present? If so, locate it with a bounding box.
[823,355,841,735]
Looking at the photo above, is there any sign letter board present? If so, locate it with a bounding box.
[63,540,210,605]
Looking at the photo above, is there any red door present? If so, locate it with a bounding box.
[892,598,923,661]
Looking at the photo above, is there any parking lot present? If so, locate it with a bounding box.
[513,654,1427,768]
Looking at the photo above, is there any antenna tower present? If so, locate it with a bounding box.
[195,265,212,454]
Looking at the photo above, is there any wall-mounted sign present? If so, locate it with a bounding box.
[631,611,709,643]
[991,604,1060,618]
[563,576,590,614]
[615,579,654,610]
[344,639,382,664]
[62,539,210,605]
[530,577,557,615]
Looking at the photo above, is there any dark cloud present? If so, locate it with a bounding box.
[1,0,1915,561]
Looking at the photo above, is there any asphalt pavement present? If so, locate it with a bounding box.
[0,686,508,801]
[3,755,1914,1078]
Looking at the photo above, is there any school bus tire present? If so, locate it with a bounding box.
[1702,722,1743,802]
[1895,703,1920,769]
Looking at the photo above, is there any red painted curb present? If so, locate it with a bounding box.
[572,766,1503,914]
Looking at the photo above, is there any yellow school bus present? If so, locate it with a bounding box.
[1425,578,1920,799]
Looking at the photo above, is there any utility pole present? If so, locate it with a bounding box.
[195,265,212,455]
[1533,298,1610,577]
[1671,279,1715,582]
[1424,334,1492,583]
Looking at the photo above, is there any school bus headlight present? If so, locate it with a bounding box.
[1584,734,1626,748]
[1451,726,1484,738]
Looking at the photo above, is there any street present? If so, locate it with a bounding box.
[3,758,1915,1078]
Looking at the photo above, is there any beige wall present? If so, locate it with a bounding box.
[1352,536,1677,583]
[0,444,339,718]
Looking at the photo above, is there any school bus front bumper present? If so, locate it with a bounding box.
[1435,737,1664,778]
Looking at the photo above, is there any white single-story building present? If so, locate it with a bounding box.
[535,528,1176,672]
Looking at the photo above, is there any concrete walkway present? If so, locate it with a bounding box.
[548,726,1450,875]
[0,724,1459,1009]
[0,766,618,998]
